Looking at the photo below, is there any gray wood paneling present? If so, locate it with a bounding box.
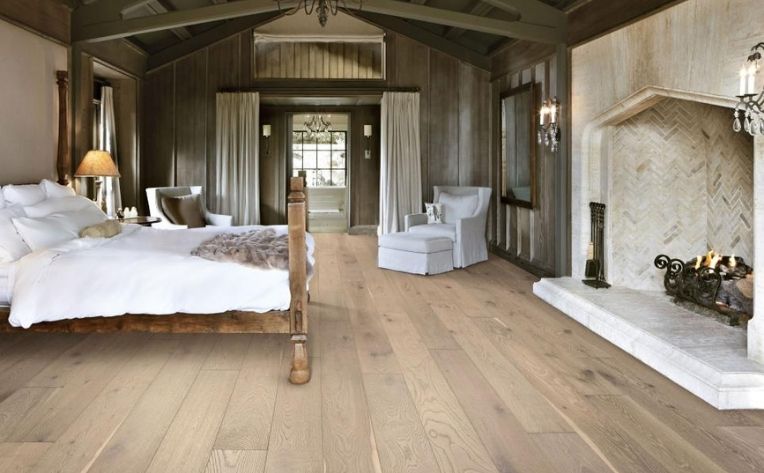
[141,65,175,205]
[350,106,381,228]
[458,63,490,187]
[112,78,140,209]
[253,42,384,80]
[428,50,460,190]
[174,50,207,188]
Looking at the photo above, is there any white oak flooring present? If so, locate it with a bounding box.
[1,233,763,472]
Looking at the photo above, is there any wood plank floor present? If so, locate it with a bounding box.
[1,233,763,473]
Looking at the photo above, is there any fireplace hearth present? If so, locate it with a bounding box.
[654,252,753,325]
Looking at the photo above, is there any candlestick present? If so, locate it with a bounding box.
[550,103,557,124]
[748,64,757,94]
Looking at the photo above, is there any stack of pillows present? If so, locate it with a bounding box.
[0,179,113,263]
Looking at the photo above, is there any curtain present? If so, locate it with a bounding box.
[379,92,422,235]
[99,85,121,217]
[215,92,260,226]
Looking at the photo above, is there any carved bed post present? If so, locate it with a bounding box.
[287,176,310,384]
[56,71,71,186]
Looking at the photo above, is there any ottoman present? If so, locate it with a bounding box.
[378,232,454,275]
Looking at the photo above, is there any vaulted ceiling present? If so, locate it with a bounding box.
[70,0,580,69]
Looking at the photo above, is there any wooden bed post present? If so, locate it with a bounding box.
[56,71,71,186]
[288,176,310,384]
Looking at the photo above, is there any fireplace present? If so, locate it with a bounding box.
[535,87,764,409]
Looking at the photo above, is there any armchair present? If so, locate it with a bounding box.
[405,186,491,268]
[146,186,233,229]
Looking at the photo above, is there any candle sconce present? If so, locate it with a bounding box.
[363,124,373,160]
[262,124,272,157]
[733,42,763,136]
[538,96,561,152]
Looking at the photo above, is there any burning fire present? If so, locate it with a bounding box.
[695,250,736,270]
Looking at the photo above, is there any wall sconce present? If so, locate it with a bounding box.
[363,124,373,160]
[262,124,271,156]
[538,97,561,152]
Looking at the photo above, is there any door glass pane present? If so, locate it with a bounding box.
[331,170,346,187]
[302,151,317,169]
[317,151,331,168]
[332,151,345,168]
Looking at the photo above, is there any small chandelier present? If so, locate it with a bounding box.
[733,42,763,136]
[304,114,332,133]
[276,0,360,27]
[538,97,561,152]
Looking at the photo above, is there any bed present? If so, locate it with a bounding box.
[0,176,313,384]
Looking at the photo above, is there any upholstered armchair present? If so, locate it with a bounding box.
[405,186,492,268]
[146,186,233,229]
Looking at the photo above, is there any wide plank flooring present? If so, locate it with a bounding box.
[1,233,763,473]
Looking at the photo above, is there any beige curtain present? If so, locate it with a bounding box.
[215,92,260,225]
[379,92,422,235]
[99,85,121,217]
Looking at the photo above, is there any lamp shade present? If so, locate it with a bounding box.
[75,150,120,177]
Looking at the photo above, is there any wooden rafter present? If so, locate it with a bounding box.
[480,0,566,27]
[443,1,496,40]
[355,11,490,70]
[72,0,565,44]
[123,0,193,41]
[146,11,283,71]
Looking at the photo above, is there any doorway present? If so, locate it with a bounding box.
[290,112,349,233]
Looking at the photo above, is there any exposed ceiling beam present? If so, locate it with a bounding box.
[349,0,564,43]
[147,11,282,71]
[123,0,193,41]
[74,0,564,44]
[354,11,490,70]
[443,1,495,40]
[480,0,565,27]
[74,0,296,42]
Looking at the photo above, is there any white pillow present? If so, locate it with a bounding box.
[12,206,107,251]
[3,184,45,207]
[438,192,479,224]
[0,188,5,208]
[25,195,96,218]
[0,206,31,262]
[40,179,76,199]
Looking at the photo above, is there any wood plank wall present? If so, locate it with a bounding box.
[254,42,383,79]
[489,42,558,275]
[142,29,490,224]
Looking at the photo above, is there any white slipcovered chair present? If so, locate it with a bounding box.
[404,186,491,268]
[146,186,233,229]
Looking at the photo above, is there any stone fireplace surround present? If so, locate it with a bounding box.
[535,86,764,409]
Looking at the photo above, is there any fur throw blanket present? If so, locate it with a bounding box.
[191,228,293,270]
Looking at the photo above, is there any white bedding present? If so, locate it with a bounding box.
[8,225,314,328]
[0,262,12,307]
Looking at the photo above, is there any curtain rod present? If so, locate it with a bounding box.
[219,86,420,95]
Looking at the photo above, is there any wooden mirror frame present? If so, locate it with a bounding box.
[499,83,537,209]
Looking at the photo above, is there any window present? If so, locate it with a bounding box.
[292,131,347,187]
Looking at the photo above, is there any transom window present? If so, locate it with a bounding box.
[292,131,347,187]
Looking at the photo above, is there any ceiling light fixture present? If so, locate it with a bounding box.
[304,114,332,133]
[275,0,361,27]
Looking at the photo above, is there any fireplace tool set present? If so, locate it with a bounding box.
[583,202,610,288]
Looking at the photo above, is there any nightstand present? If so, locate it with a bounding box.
[118,216,161,226]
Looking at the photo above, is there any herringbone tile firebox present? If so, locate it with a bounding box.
[609,98,753,290]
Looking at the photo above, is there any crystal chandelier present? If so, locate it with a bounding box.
[733,42,763,136]
[276,0,360,27]
[304,114,332,133]
[537,97,561,152]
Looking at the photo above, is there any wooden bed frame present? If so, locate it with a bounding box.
[0,73,311,384]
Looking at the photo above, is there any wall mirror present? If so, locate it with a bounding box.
[500,83,536,208]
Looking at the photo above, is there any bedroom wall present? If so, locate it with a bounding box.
[141,28,490,227]
[488,42,561,276]
[0,18,67,185]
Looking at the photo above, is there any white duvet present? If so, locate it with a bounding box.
[8,225,314,328]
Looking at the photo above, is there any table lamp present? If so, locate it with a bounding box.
[75,150,120,214]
